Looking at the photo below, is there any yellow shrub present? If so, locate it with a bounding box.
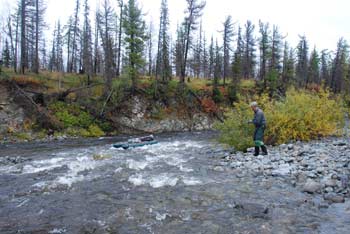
[215,88,345,151]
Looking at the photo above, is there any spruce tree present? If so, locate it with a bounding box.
[82,0,93,84]
[296,35,309,87]
[3,39,12,68]
[123,0,148,93]
[156,0,171,83]
[97,0,116,96]
[308,47,320,85]
[221,15,234,86]
[242,20,256,79]
[258,20,270,86]
[331,38,348,93]
[320,50,331,86]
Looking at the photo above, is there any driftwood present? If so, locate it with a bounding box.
[10,80,63,130]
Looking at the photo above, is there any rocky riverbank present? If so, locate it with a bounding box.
[218,137,350,205]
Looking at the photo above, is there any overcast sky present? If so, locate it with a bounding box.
[1,0,349,51]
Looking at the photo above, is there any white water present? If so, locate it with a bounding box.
[1,140,208,190]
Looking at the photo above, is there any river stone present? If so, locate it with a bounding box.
[235,202,269,219]
[307,172,318,178]
[302,179,322,194]
[287,144,294,150]
[324,193,345,203]
[322,177,338,187]
[333,141,347,146]
[230,162,242,168]
[272,164,292,176]
[213,166,224,172]
[325,187,334,193]
[316,167,325,174]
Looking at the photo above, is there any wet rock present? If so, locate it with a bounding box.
[321,177,338,187]
[324,187,334,193]
[213,166,224,172]
[272,164,292,176]
[235,202,269,219]
[324,193,345,203]
[246,147,254,153]
[287,144,294,150]
[302,179,322,194]
[316,167,325,174]
[333,141,347,146]
[230,162,242,168]
[307,172,318,179]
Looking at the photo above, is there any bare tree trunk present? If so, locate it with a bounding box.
[116,0,123,77]
[14,10,20,73]
[6,17,15,72]
[34,0,39,74]
[20,0,26,74]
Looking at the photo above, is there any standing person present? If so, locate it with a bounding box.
[248,102,268,156]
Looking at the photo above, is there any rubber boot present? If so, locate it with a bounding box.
[261,145,268,155]
[254,147,259,156]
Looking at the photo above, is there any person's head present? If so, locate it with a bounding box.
[250,101,258,112]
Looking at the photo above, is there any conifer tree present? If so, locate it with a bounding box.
[320,50,331,86]
[296,35,309,87]
[242,20,256,79]
[307,47,320,85]
[232,26,244,83]
[116,0,124,77]
[331,38,348,93]
[281,42,295,88]
[180,0,206,85]
[156,0,171,83]
[258,20,270,86]
[2,39,11,67]
[123,0,147,93]
[221,15,234,85]
[82,0,93,84]
[97,0,116,95]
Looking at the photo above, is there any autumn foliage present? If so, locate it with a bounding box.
[215,88,345,151]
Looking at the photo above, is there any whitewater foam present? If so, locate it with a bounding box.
[126,159,149,170]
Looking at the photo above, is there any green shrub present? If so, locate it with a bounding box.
[13,132,32,141]
[212,87,223,103]
[48,101,106,137]
[215,88,345,151]
[214,101,254,151]
[49,102,93,128]
[87,124,105,137]
[227,84,238,104]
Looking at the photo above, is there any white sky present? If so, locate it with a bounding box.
[1,0,349,52]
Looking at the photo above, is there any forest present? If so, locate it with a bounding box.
[0,0,349,146]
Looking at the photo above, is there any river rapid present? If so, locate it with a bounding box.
[0,132,349,234]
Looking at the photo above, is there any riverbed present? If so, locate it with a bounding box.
[0,132,349,233]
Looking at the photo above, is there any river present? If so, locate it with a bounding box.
[0,131,349,234]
